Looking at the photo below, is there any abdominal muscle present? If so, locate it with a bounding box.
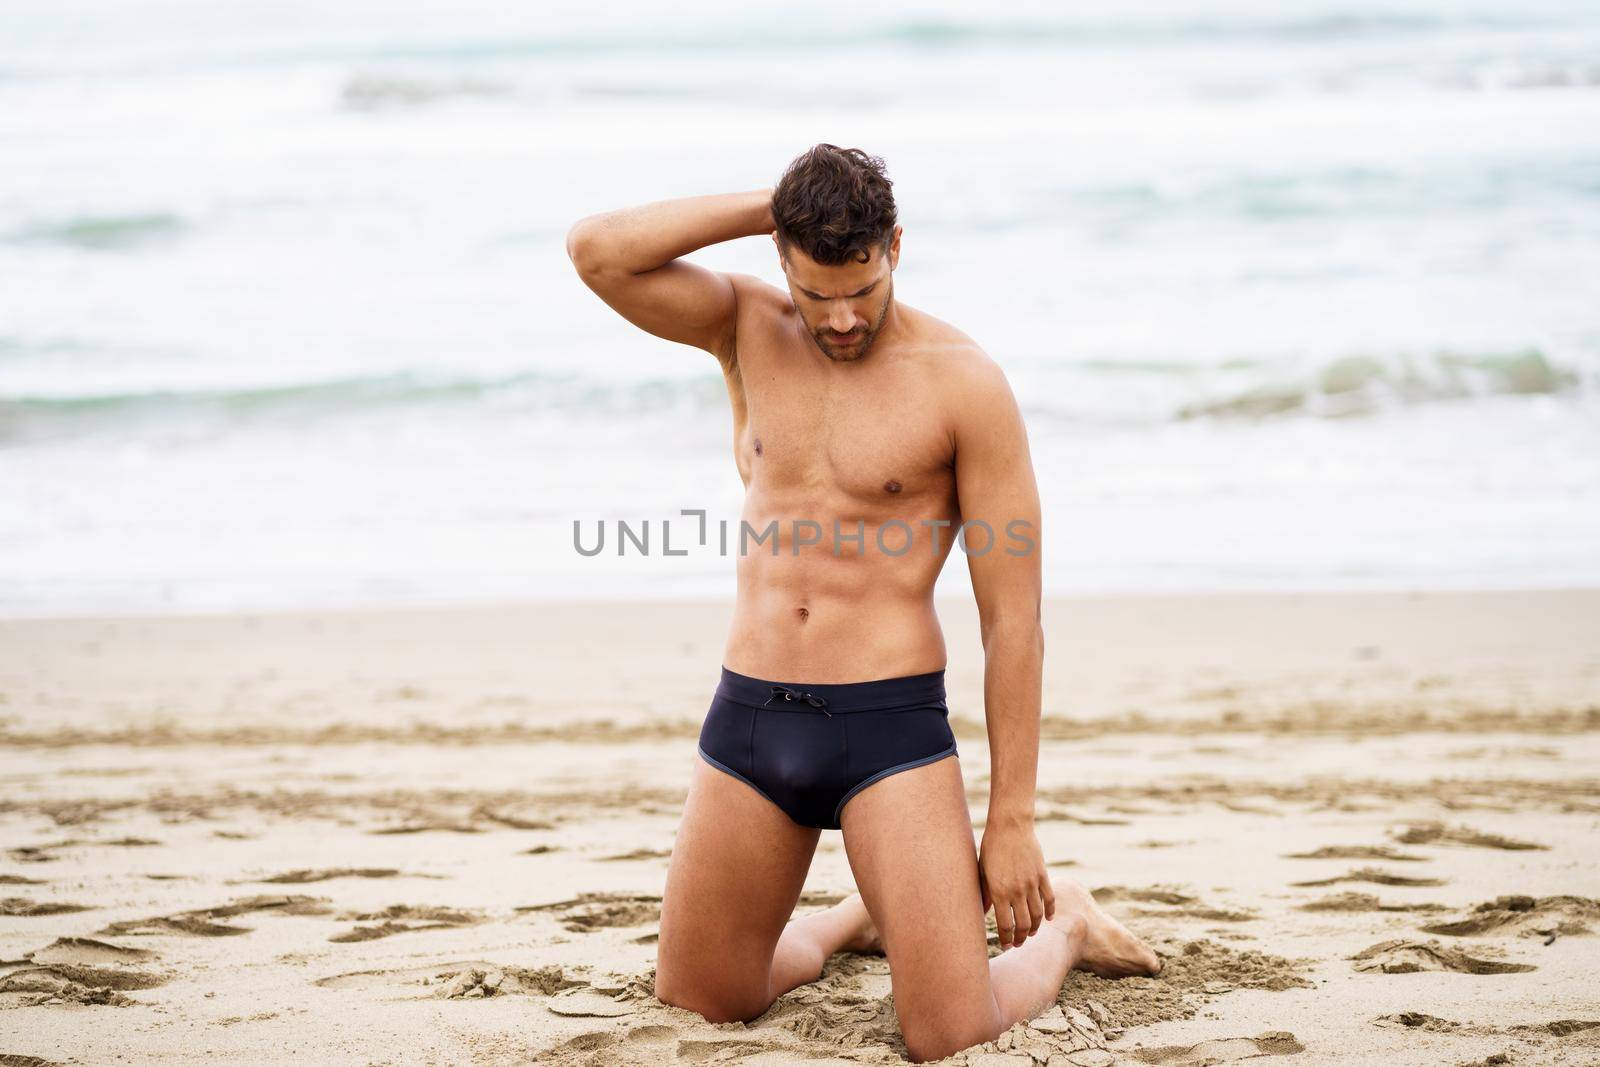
[720,508,953,684]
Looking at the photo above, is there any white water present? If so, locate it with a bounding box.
[2,1,1598,614]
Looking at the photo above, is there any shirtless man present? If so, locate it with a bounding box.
[565,144,1160,1063]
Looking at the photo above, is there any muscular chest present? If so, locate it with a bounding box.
[731,362,953,508]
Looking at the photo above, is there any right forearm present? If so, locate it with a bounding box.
[566,188,774,276]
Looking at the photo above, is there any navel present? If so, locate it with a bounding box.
[754,436,764,457]
[884,479,902,494]
[796,606,809,620]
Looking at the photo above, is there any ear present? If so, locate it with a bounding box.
[888,225,902,271]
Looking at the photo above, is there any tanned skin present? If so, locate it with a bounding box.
[566,187,1159,1062]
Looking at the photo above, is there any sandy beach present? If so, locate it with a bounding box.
[1,588,1597,1065]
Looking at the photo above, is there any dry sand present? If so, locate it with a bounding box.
[1,588,1597,1065]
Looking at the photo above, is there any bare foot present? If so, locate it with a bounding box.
[836,892,885,955]
[1049,876,1163,978]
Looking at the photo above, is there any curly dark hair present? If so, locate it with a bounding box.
[771,144,897,267]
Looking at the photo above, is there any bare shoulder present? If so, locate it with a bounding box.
[726,271,788,311]
[717,273,790,369]
[910,310,1018,422]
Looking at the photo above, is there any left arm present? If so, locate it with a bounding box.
[949,350,1053,951]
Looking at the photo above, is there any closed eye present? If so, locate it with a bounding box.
[800,283,876,300]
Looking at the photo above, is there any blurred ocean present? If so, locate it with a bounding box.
[2,0,1598,615]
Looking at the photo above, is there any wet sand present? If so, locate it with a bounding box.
[1,588,1597,1065]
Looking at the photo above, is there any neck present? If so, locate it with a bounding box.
[877,299,905,348]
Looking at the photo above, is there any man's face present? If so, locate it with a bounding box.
[776,226,901,362]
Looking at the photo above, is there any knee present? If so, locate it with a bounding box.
[901,1015,1001,1064]
[653,972,768,1025]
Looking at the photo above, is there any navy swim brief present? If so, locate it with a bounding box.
[695,665,960,830]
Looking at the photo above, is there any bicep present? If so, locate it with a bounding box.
[952,363,1042,617]
[571,255,739,366]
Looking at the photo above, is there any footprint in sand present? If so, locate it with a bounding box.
[547,988,636,1017]
[1283,845,1427,862]
[471,807,557,831]
[1376,1014,1600,1039]
[328,922,456,943]
[367,821,484,835]
[0,1055,62,1066]
[0,875,46,886]
[536,1030,623,1063]
[1094,889,1254,927]
[622,1023,678,1046]
[516,892,661,933]
[1130,1031,1304,1064]
[99,894,331,937]
[1035,808,1133,826]
[1215,800,1278,816]
[245,868,415,884]
[1297,892,1449,914]
[99,915,245,938]
[1092,886,1198,906]
[539,1030,808,1067]
[1349,938,1536,974]
[0,957,166,1008]
[1128,904,1258,923]
[0,899,89,917]
[6,838,160,864]
[315,960,592,1003]
[1289,867,1445,888]
[435,968,592,1003]
[328,904,484,943]
[26,937,157,966]
[1510,1020,1600,1038]
[1374,1011,1470,1033]
[1421,895,1600,941]
[1390,822,1547,851]
[595,848,672,862]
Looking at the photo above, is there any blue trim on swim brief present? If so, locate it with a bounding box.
[831,742,959,827]
[696,743,789,816]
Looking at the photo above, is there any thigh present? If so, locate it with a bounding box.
[655,751,821,1021]
[839,753,1002,1060]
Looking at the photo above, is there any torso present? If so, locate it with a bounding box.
[717,276,975,683]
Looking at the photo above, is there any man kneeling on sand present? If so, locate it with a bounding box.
[566,142,1162,1063]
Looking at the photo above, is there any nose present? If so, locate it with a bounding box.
[827,305,857,334]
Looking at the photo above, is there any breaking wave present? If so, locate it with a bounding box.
[1,348,1586,447]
